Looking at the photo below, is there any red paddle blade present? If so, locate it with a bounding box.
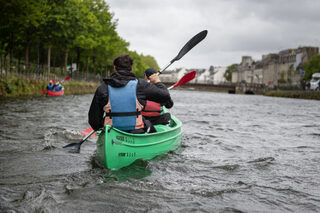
[41,89,47,94]
[64,76,71,81]
[173,70,196,87]
[81,127,96,137]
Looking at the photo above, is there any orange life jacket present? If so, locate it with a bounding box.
[142,100,163,117]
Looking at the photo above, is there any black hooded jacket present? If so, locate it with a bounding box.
[88,70,173,131]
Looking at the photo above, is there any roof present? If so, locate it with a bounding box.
[312,73,320,78]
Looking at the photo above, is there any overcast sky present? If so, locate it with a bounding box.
[107,0,320,70]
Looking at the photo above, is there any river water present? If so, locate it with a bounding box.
[0,90,319,212]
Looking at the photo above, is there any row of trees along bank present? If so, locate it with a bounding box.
[0,0,159,79]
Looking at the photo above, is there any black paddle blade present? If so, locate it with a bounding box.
[63,142,81,153]
[171,30,208,63]
[63,142,80,149]
[62,130,95,151]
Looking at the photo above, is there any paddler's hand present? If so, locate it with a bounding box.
[149,73,160,84]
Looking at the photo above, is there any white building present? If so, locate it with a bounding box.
[212,66,227,84]
[159,66,227,85]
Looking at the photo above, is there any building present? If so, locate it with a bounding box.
[232,46,319,87]
[160,66,227,85]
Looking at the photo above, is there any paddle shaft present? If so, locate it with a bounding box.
[157,30,207,75]
[63,129,95,149]
[79,130,95,145]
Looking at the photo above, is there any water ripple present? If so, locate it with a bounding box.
[0,92,320,212]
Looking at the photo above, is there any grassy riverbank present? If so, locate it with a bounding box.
[264,90,320,100]
[1,75,320,101]
[0,75,100,98]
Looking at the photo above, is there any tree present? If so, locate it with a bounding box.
[140,54,159,70]
[224,64,237,82]
[84,0,127,75]
[303,54,320,80]
[39,0,72,72]
[129,51,148,78]
[0,0,158,78]
[0,0,48,70]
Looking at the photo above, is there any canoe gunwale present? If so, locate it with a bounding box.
[104,114,181,138]
[106,131,182,147]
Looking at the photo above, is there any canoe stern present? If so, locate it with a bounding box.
[95,115,182,169]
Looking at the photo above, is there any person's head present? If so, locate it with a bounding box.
[49,80,54,85]
[113,54,133,72]
[144,68,157,80]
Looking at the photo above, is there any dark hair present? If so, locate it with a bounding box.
[113,54,133,71]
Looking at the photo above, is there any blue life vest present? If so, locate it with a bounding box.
[107,80,140,131]
[47,84,54,91]
[54,85,62,92]
[55,85,62,91]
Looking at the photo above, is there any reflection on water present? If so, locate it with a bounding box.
[103,159,152,182]
[0,92,320,212]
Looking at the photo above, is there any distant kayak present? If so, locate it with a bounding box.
[47,89,64,96]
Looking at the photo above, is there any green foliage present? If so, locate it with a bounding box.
[287,64,293,83]
[279,72,286,83]
[0,0,158,76]
[129,51,148,78]
[264,90,320,100]
[0,75,99,97]
[303,54,320,80]
[0,76,39,96]
[140,55,160,71]
[224,64,237,81]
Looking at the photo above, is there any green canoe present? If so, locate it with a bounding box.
[95,114,182,169]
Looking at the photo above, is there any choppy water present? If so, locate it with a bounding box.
[0,91,319,212]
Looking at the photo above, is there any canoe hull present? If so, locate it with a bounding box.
[95,115,182,169]
[47,90,64,96]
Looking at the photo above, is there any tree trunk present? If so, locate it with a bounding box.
[92,56,96,74]
[85,55,89,74]
[9,32,14,73]
[0,55,2,76]
[64,49,69,72]
[37,41,40,76]
[76,47,81,72]
[4,53,8,75]
[52,53,56,73]
[25,40,30,69]
[47,43,52,73]
[18,56,21,73]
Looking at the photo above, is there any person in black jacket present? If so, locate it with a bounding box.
[142,68,174,125]
[88,54,172,133]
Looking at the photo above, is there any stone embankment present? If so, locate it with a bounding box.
[165,82,320,100]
